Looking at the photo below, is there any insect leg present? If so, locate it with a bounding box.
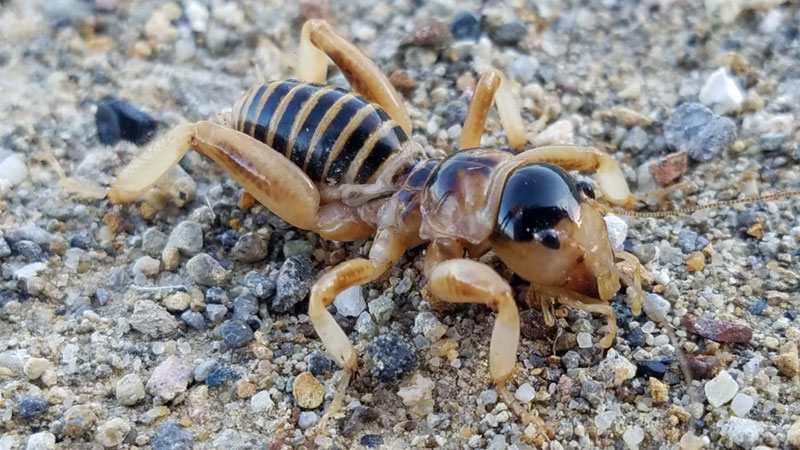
[309,227,407,432]
[530,284,618,349]
[298,19,412,134]
[511,145,637,207]
[460,69,526,151]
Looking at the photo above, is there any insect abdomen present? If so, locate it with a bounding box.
[231,80,409,185]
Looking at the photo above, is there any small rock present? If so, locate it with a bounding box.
[775,341,799,379]
[152,421,193,450]
[515,383,535,403]
[531,119,574,147]
[520,308,551,340]
[683,315,753,343]
[581,379,605,406]
[17,397,48,420]
[333,285,366,317]
[759,132,788,152]
[412,312,447,342]
[730,393,753,417]
[130,300,179,339]
[397,373,435,416]
[233,292,259,319]
[689,355,721,380]
[232,233,269,262]
[389,70,415,93]
[64,405,97,438]
[0,237,10,257]
[116,374,146,406]
[597,349,636,386]
[161,247,180,271]
[492,20,527,46]
[142,228,168,257]
[577,332,592,348]
[400,19,453,49]
[361,434,384,448]
[146,356,191,401]
[95,417,131,448]
[282,239,314,258]
[180,310,205,329]
[163,292,191,312]
[787,418,800,449]
[293,372,324,409]
[272,256,313,313]
[205,287,228,304]
[204,304,228,324]
[240,270,274,300]
[193,359,219,382]
[686,251,706,272]
[355,311,376,336]
[649,378,668,404]
[166,221,203,256]
[95,99,157,146]
[250,390,274,413]
[0,154,28,185]
[451,12,481,40]
[186,253,228,286]
[25,432,55,450]
[664,102,736,162]
[623,426,645,448]
[306,350,333,375]
[185,0,209,32]
[23,358,50,380]
[595,410,617,431]
[603,215,628,250]
[220,319,254,347]
[205,367,232,387]
[698,68,744,115]
[368,295,395,323]
[677,229,699,253]
[14,240,43,261]
[562,351,581,370]
[636,360,667,379]
[648,151,689,186]
[719,417,763,448]
[643,293,671,322]
[704,370,738,408]
[368,332,418,382]
[298,411,318,429]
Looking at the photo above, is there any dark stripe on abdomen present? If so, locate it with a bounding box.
[354,126,406,183]
[251,81,298,142]
[325,112,382,185]
[270,84,317,154]
[306,96,365,181]
[290,89,344,168]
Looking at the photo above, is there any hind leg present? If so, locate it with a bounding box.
[460,69,526,151]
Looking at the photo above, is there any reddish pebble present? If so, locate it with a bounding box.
[648,151,688,186]
[683,314,753,343]
[688,355,721,380]
[400,19,454,49]
[520,309,551,340]
[389,70,416,93]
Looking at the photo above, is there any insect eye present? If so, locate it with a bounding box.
[534,229,560,250]
[576,181,595,199]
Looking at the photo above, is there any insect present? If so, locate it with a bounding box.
[102,19,765,436]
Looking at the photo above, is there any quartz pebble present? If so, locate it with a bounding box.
[597,349,636,386]
[594,410,617,431]
[514,383,535,403]
[603,215,627,250]
[333,285,366,317]
[730,393,753,417]
[95,417,131,447]
[298,411,318,429]
[622,426,644,448]
[25,432,55,450]
[577,332,592,348]
[699,68,744,115]
[250,390,274,413]
[0,154,28,185]
[719,417,763,448]
[704,370,738,407]
[397,373,435,416]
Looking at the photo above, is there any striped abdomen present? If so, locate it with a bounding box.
[231,80,410,186]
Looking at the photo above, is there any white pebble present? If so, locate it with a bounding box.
[652,334,670,347]
[699,67,743,115]
[603,215,628,250]
[622,426,644,448]
[333,285,365,317]
[705,370,738,408]
[530,119,574,147]
[250,390,274,413]
[514,383,535,403]
[730,393,754,417]
[0,154,27,185]
[185,0,209,32]
[133,256,160,277]
[297,411,318,429]
[577,332,593,348]
[594,410,617,431]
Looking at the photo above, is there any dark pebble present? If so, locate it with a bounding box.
[492,20,527,46]
[271,256,313,313]
[241,271,275,300]
[450,12,482,40]
[748,298,768,316]
[180,310,206,329]
[688,355,720,380]
[342,406,380,438]
[636,360,667,379]
[360,434,384,448]
[217,229,239,249]
[245,315,262,331]
[663,102,736,162]
[70,234,92,249]
[683,314,753,343]
[368,332,418,383]
[14,240,44,261]
[219,319,254,347]
[95,99,157,146]
[152,421,193,450]
[677,229,698,253]
[627,327,645,348]
[205,367,233,387]
[233,292,259,319]
[737,209,757,227]
[0,290,19,308]
[613,301,633,329]
[442,100,468,125]
[107,270,129,292]
[231,232,269,262]
[205,287,229,305]
[306,350,333,376]
[561,351,581,370]
[204,304,228,324]
[17,397,48,419]
[520,308,551,340]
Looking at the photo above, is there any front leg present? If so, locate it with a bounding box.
[460,69,527,151]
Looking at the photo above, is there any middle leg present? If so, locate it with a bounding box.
[460,69,527,151]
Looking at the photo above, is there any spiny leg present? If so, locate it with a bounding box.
[309,227,407,433]
[531,284,617,349]
[109,121,321,231]
[510,145,637,208]
[298,19,412,134]
[614,250,643,316]
[460,69,527,151]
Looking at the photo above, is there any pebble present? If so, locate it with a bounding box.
[368,295,395,324]
[17,397,48,420]
[355,311,376,336]
[14,240,43,261]
[719,417,763,448]
[167,221,203,256]
[643,293,670,322]
[180,309,205,329]
[530,119,574,146]
[193,359,219,382]
[594,410,617,431]
[162,292,190,312]
[130,300,179,339]
[622,426,645,448]
[412,312,447,341]
[116,373,146,405]
[142,228,168,257]
[600,215,627,250]
[636,360,667,379]
[649,378,668,404]
[581,379,605,406]
[787,418,800,448]
[152,421,193,450]
[621,126,650,153]
[306,350,333,375]
[204,304,228,325]
[397,373,435,415]
[730,393,753,417]
[298,411,319,429]
[389,70,415,93]
[704,370,738,407]
[95,99,157,146]
[186,253,228,286]
[220,319,254,347]
[0,154,27,185]
[206,367,232,387]
[698,68,744,115]
[146,356,191,401]
[293,371,325,409]
[233,292,259,318]
[272,256,313,313]
[663,102,736,162]
[775,342,799,378]
[514,383,535,403]
[442,11,479,43]
[686,251,705,272]
[232,233,269,262]
[64,404,97,437]
[333,285,366,317]
[677,229,698,253]
[679,432,709,450]
[492,20,527,46]
[250,390,274,413]
[283,239,315,258]
[25,432,55,450]
[95,417,131,447]
[647,151,689,186]
[205,287,228,304]
[368,332,418,382]
[759,131,788,152]
[23,358,50,380]
[401,19,453,49]
[577,332,593,348]
[562,351,581,370]
[161,247,180,271]
[185,0,209,32]
[683,314,753,343]
[0,237,10,257]
[597,349,636,386]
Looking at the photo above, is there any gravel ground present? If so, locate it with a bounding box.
[1,0,800,449]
